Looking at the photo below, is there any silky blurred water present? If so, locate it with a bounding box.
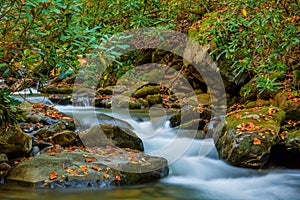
[1,98,300,200]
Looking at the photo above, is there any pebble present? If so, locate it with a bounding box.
[0,154,8,163]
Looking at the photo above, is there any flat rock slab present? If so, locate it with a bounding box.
[8,146,169,188]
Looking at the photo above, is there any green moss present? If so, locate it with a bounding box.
[226,106,285,130]
[133,86,161,99]
[40,85,73,94]
[286,130,300,140]
[145,94,162,105]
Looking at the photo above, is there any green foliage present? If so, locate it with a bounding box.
[0,88,24,127]
[194,0,299,96]
[0,0,202,89]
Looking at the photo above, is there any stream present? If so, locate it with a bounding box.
[1,94,300,200]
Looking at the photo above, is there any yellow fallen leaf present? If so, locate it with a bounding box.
[242,8,247,17]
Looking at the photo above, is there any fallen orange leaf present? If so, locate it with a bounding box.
[73,169,79,176]
[253,137,261,145]
[80,165,87,171]
[115,175,121,181]
[89,165,102,171]
[85,157,97,163]
[49,171,58,180]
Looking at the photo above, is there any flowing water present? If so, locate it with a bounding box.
[1,96,300,200]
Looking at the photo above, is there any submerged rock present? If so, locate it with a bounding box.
[7,148,169,188]
[214,106,285,169]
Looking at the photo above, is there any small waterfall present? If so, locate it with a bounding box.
[72,96,93,107]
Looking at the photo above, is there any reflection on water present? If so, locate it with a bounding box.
[0,182,203,200]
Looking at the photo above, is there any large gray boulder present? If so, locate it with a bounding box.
[8,149,168,188]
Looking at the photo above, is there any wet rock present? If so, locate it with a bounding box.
[81,125,144,151]
[145,94,163,105]
[34,120,74,139]
[0,154,8,163]
[245,100,272,108]
[133,86,161,99]
[0,125,32,156]
[48,94,72,105]
[284,130,300,152]
[51,130,77,146]
[273,92,300,121]
[39,84,73,94]
[29,146,41,156]
[24,112,44,123]
[8,149,168,188]
[169,107,211,130]
[268,130,300,169]
[0,162,11,171]
[97,87,113,96]
[129,99,149,109]
[19,122,36,133]
[214,106,286,169]
[40,116,59,125]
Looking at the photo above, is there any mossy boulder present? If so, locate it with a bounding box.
[273,92,300,121]
[268,129,300,169]
[284,130,300,152]
[169,107,211,130]
[51,130,77,146]
[81,125,144,151]
[0,125,32,156]
[39,84,73,94]
[214,106,286,168]
[133,86,161,99]
[145,94,163,105]
[245,100,272,108]
[96,87,113,96]
[129,99,149,109]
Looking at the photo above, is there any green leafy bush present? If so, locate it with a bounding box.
[193,0,299,96]
[0,88,24,127]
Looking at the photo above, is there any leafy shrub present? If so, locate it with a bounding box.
[193,0,299,96]
[0,88,24,127]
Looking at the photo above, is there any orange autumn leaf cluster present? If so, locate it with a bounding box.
[49,171,58,180]
[65,167,79,176]
[237,122,258,132]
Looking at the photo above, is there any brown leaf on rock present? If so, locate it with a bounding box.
[85,157,97,163]
[80,165,87,171]
[49,171,58,180]
[115,175,121,181]
[253,137,261,145]
[103,173,110,179]
[89,165,102,171]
